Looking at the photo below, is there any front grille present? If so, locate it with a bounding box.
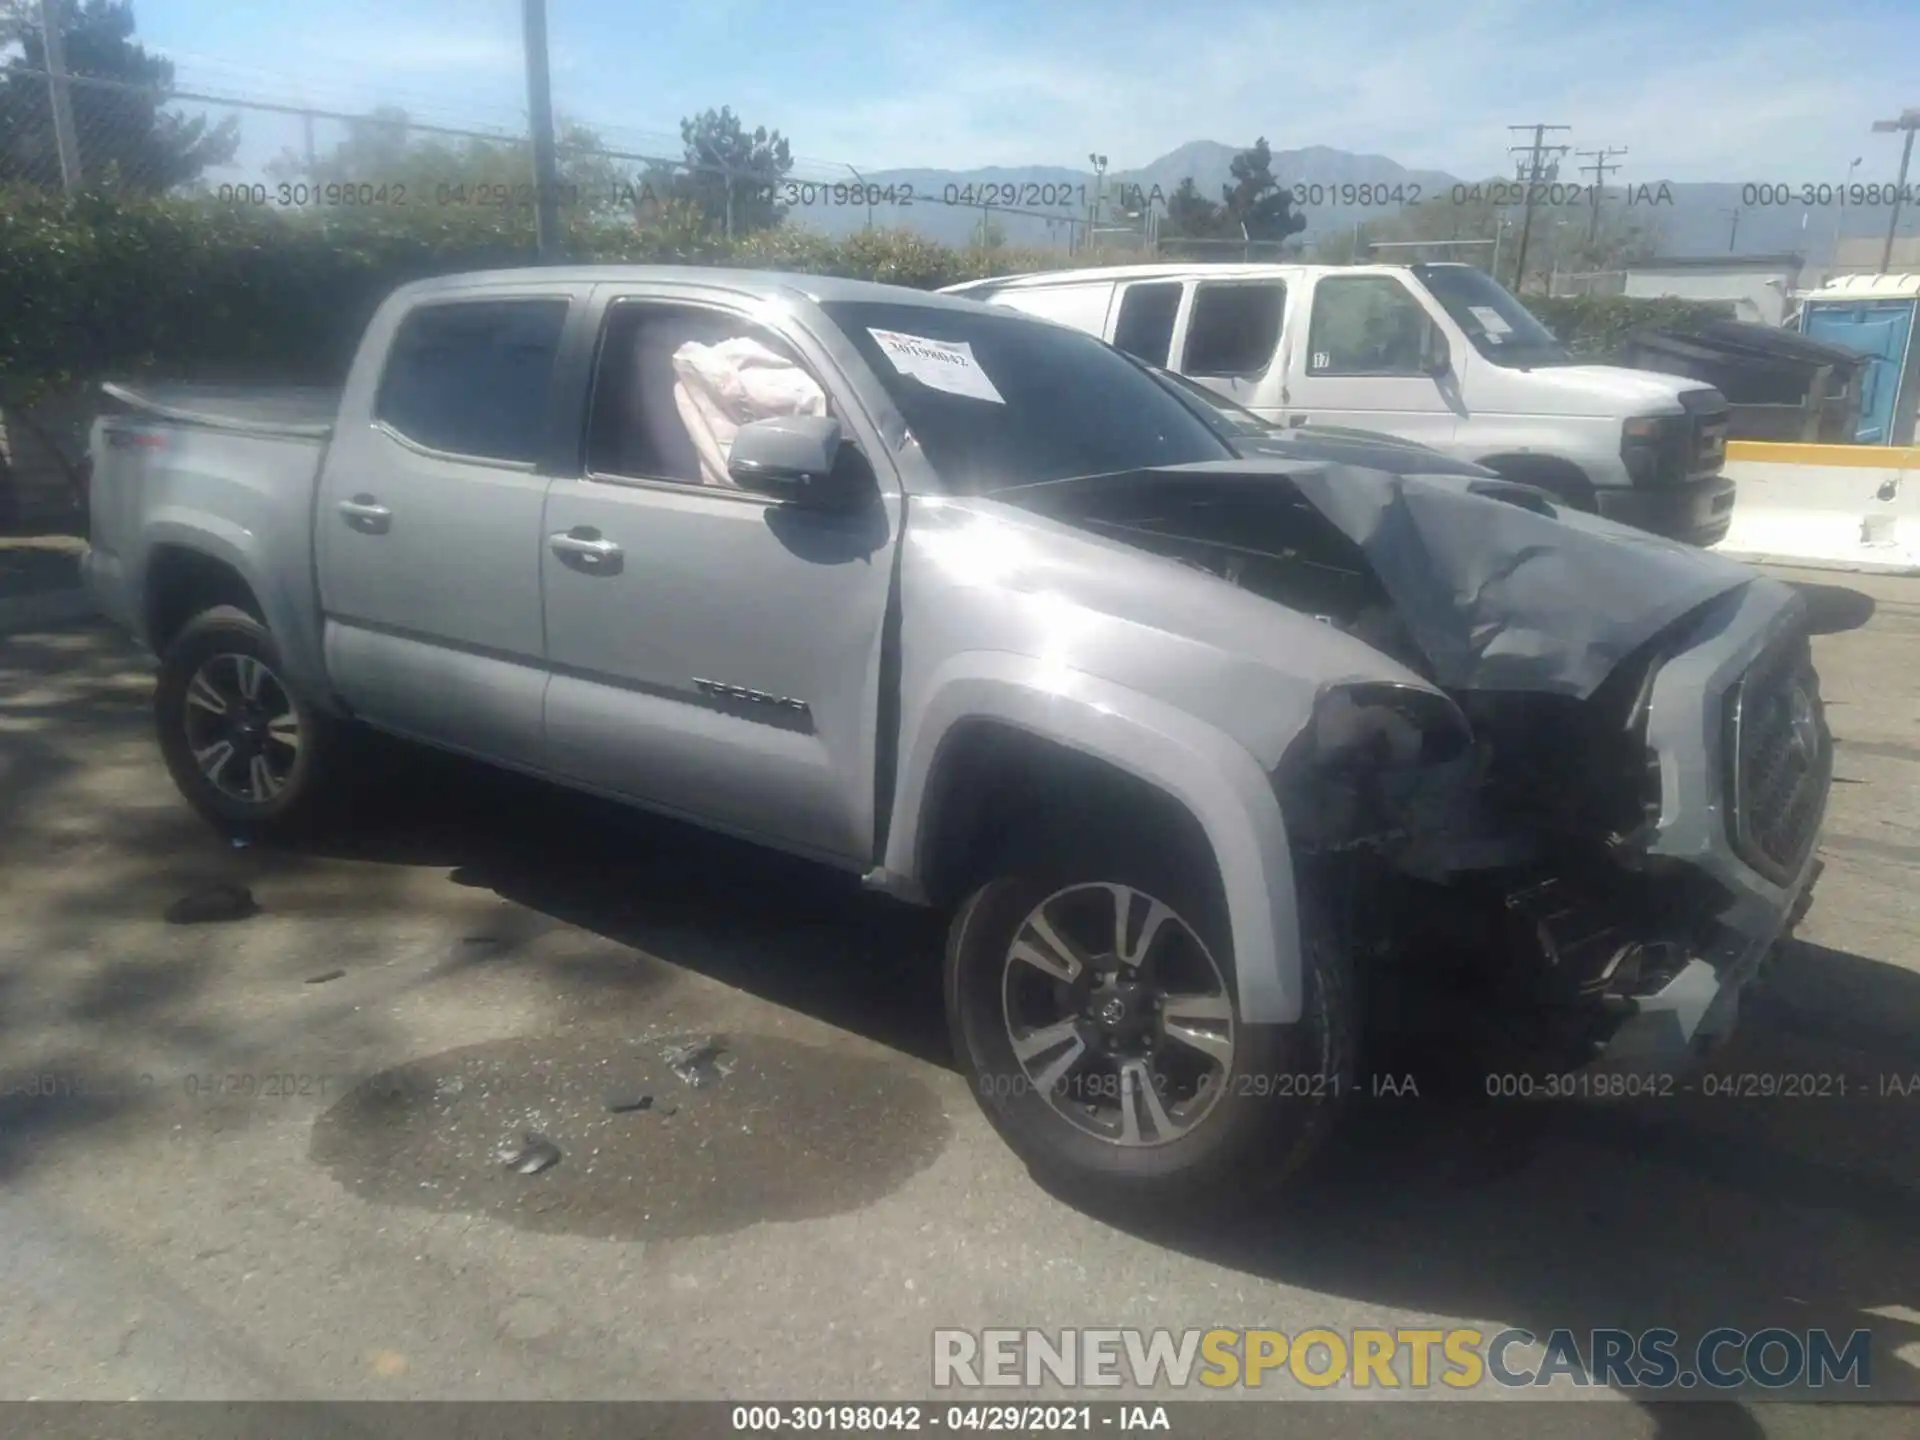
[1722,626,1831,885]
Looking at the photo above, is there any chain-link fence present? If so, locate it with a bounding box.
[0,63,1118,252]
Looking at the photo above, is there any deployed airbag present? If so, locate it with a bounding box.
[671,338,829,488]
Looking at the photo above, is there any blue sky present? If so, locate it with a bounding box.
[112,0,1920,182]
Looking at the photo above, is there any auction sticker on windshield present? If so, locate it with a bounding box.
[869,329,1006,403]
[1468,305,1514,339]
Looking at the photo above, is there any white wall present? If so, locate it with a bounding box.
[1622,266,1799,326]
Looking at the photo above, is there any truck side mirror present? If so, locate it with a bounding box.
[1421,324,1452,378]
[728,415,866,509]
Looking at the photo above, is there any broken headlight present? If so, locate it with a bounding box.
[1273,682,1478,857]
[1297,681,1474,772]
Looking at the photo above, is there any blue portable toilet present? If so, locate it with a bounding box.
[1796,274,1920,444]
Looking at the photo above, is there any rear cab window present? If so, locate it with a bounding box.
[376,299,569,463]
[1179,280,1286,379]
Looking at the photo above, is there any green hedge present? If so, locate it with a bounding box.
[1528,295,1730,359]
[0,189,1730,405]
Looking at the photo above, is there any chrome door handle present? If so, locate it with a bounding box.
[549,530,623,564]
[338,495,392,533]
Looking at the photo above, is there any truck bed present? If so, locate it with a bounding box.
[99,382,339,438]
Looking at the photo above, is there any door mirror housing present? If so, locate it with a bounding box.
[727,415,864,508]
[1420,322,1452,378]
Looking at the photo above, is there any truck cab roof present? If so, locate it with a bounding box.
[389,265,1003,314]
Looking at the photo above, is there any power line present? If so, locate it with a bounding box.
[1507,123,1570,289]
[1575,145,1626,243]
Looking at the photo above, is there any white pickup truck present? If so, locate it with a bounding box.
[943,262,1737,547]
[82,266,1827,1208]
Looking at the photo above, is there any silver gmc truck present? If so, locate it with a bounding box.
[82,267,1831,1206]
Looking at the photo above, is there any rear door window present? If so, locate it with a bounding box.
[1111,282,1184,366]
[1179,280,1286,379]
[376,300,569,463]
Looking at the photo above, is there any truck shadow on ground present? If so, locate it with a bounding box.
[308,737,1920,1420]
[1786,580,1877,636]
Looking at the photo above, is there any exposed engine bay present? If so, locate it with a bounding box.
[991,460,1826,1072]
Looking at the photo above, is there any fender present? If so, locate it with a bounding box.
[139,508,337,709]
[884,650,1307,1025]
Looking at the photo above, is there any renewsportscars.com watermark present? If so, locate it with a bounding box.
[932,1327,1874,1392]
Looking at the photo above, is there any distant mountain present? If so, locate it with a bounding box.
[780,141,1907,265]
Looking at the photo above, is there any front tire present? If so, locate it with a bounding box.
[154,605,336,841]
[944,836,1355,1212]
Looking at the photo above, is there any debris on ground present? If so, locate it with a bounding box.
[605,1091,654,1114]
[163,883,258,925]
[497,1132,561,1176]
[229,834,251,850]
[305,968,346,985]
[662,1036,734,1089]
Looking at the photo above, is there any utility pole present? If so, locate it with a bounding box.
[1719,206,1742,252]
[1087,153,1108,253]
[1835,156,1862,266]
[36,0,83,192]
[521,0,563,258]
[1576,145,1626,243]
[1871,109,1920,274]
[1507,123,1571,291]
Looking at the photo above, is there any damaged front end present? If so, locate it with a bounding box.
[992,459,1832,1076]
[1271,647,1754,1073]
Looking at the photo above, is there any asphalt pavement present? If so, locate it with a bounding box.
[1,564,1917,1438]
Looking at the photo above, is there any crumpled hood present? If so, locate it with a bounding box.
[991,458,1759,699]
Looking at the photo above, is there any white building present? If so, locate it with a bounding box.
[1621,253,1806,327]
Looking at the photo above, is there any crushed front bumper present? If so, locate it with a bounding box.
[1594,856,1822,1070]
[1589,577,1831,1073]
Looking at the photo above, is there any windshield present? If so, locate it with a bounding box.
[1411,263,1572,367]
[820,301,1233,493]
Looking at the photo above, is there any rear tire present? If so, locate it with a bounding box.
[944,829,1355,1213]
[154,605,337,842]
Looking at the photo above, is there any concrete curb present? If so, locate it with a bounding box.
[0,587,96,635]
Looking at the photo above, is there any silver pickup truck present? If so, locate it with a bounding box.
[83,266,1831,1207]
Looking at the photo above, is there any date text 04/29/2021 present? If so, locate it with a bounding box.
[729,1406,1168,1433]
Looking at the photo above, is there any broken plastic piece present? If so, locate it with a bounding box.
[606,1091,654,1114]
[305,968,346,985]
[163,883,258,925]
[662,1036,731,1089]
[497,1132,561,1175]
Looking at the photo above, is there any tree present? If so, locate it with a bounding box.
[0,0,238,191]
[1162,176,1232,239]
[1221,138,1306,243]
[269,107,636,221]
[646,106,793,236]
